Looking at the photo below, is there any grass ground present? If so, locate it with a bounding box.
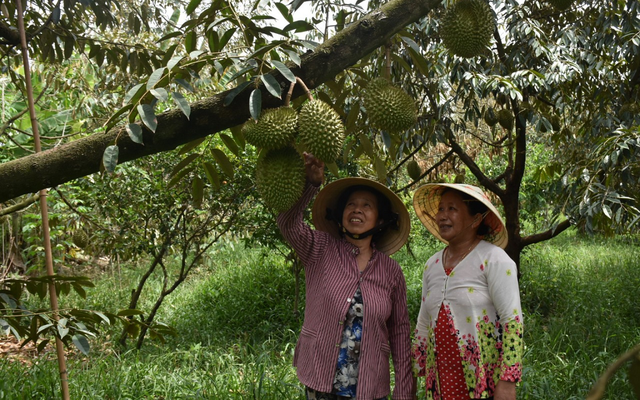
[1,231,639,399]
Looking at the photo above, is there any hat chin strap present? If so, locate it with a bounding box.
[326,208,400,240]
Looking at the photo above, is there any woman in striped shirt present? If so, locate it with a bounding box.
[277,153,415,400]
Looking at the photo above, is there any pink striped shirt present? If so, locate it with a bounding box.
[277,184,415,400]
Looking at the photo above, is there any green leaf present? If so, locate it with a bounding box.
[102,145,119,173]
[218,28,236,51]
[271,60,296,83]
[126,123,143,144]
[70,282,87,299]
[37,323,54,334]
[219,133,239,156]
[260,74,282,99]
[167,55,184,71]
[169,153,200,178]
[172,92,191,119]
[168,166,194,188]
[283,21,314,33]
[202,162,220,191]
[72,334,91,355]
[281,49,301,66]
[0,293,16,309]
[249,88,262,120]
[211,148,234,179]
[116,309,144,317]
[374,156,387,183]
[275,2,292,22]
[224,81,251,107]
[326,162,340,178]
[407,47,430,77]
[147,67,166,90]
[57,321,69,339]
[94,311,112,325]
[37,339,49,353]
[124,83,144,105]
[185,30,197,53]
[186,0,203,15]
[151,88,169,102]
[229,125,246,149]
[178,137,206,155]
[137,104,157,132]
[104,104,133,132]
[359,134,374,158]
[192,176,204,208]
[175,78,194,93]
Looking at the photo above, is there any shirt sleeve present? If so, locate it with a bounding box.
[485,248,524,382]
[388,264,416,399]
[276,183,328,269]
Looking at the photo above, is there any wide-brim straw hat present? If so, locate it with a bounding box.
[413,183,508,249]
[311,177,411,255]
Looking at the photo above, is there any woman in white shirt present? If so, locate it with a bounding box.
[411,183,523,400]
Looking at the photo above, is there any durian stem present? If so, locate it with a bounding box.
[384,42,391,81]
[295,77,314,102]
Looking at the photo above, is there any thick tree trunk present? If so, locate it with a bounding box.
[0,0,439,204]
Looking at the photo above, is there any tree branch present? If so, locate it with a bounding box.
[0,0,439,203]
[519,219,572,247]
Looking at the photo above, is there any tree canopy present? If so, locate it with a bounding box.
[1,0,639,264]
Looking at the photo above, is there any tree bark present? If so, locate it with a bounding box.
[0,0,439,204]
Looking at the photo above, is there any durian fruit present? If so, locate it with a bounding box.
[484,107,498,127]
[547,0,573,11]
[242,106,298,150]
[363,77,418,133]
[497,109,514,131]
[297,100,345,163]
[407,160,422,181]
[73,229,89,249]
[256,146,306,212]
[440,0,496,58]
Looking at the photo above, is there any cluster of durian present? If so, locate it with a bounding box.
[439,0,496,59]
[243,100,345,212]
[483,92,514,131]
[363,77,418,133]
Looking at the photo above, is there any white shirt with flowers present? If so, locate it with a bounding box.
[412,240,524,399]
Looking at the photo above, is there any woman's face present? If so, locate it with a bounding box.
[341,190,380,236]
[435,190,478,244]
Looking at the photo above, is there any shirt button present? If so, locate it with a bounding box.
[346,298,351,302]
[336,343,340,347]
[339,320,344,325]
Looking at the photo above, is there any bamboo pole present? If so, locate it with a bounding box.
[14,1,70,399]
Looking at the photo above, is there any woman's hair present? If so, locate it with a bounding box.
[440,187,492,236]
[333,185,393,243]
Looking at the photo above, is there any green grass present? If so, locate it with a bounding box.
[1,233,639,399]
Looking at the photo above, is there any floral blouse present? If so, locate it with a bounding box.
[412,240,524,399]
[333,286,364,396]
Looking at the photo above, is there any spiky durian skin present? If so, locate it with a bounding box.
[242,107,298,149]
[440,0,496,58]
[256,146,305,212]
[484,107,498,126]
[497,109,514,131]
[407,160,422,181]
[363,78,418,133]
[297,100,345,163]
